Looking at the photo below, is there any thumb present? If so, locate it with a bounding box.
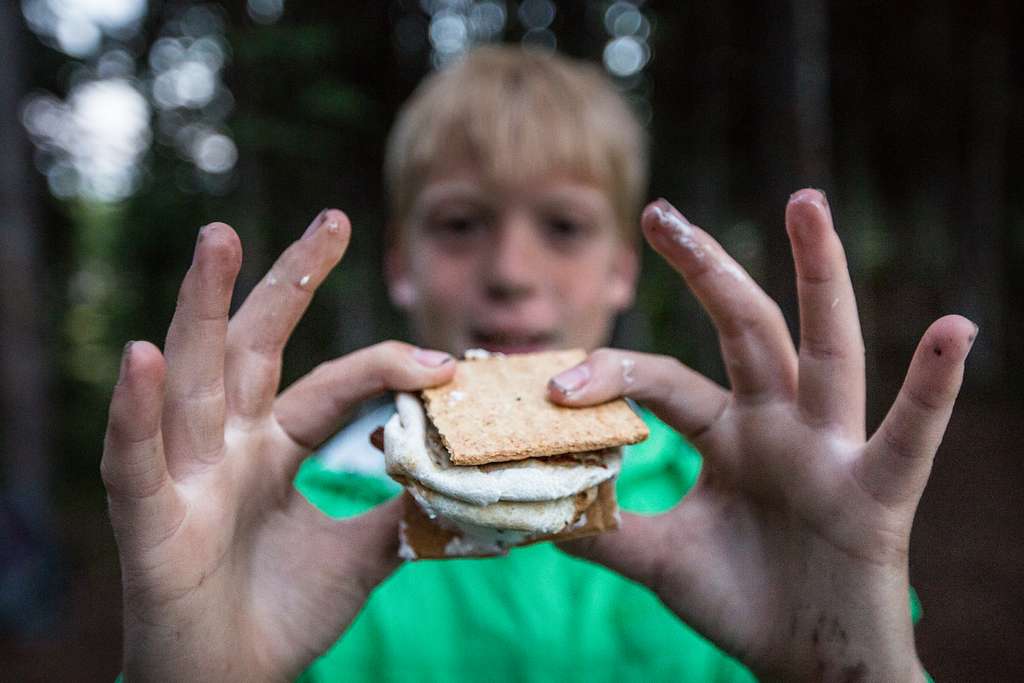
[557,511,674,589]
[324,495,406,597]
[101,341,185,556]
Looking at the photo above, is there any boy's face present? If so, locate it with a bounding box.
[386,163,639,356]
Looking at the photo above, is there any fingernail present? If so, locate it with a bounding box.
[788,188,829,213]
[648,202,700,253]
[791,187,829,203]
[119,341,134,380]
[412,348,453,367]
[969,322,980,348]
[550,363,590,395]
[303,209,329,240]
[650,199,691,226]
[194,224,214,259]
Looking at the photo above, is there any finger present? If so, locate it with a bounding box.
[101,342,185,553]
[548,348,729,443]
[224,210,351,422]
[162,223,242,478]
[275,341,455,459]
[643,199,797,401]
[786,189,865,437]
[858,315,976,507]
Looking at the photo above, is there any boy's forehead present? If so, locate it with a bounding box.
[414,160,613,210]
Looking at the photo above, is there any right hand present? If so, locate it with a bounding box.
[549,193,970,681]
[101,210,455,680]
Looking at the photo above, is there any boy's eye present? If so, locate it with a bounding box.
[430,214,487,239]
[445,217,479,234]
[544,216,589,243]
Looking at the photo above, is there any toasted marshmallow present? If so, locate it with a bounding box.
[384,393,620,506]
[384,392,619,536]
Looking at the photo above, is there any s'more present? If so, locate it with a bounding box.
[382,349,649,559]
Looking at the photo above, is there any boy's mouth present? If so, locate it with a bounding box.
[469,329,556,355]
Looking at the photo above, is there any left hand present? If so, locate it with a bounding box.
[548,190,974,682]
[102,210,456,681]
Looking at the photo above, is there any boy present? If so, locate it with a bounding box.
[102,46,972,680]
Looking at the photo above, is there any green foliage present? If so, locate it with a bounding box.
[231,25,337,64]
[299,81,381,128]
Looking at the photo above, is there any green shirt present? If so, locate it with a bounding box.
[296,408,926,682]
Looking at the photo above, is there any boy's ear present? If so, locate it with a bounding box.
[384,234,419,310]
[606,241,640,312]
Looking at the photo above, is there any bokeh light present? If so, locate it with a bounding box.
[517,0,555,30]
[395,0,655,113]
[146,5,236,190]
[22,78,151,202]
[601,2,651,79]
[247,0,285,25]
[429,10,469,57]
[22,1,239,202]
[21,0,147,57]
[192,131,238,174]
[413,0,510,68]
[603,35,648,77]
[468,1,505,41]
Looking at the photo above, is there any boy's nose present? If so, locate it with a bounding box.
[484,221,542,302]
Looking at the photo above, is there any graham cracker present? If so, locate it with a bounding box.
[399,479,619,560]
[421,349,648,465]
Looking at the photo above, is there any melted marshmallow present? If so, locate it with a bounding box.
[384,392,618,537]
[384,393,620,506]
[406,481,587,533]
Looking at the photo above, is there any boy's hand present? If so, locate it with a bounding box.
[550,190,972,682]
[102,210,455,680]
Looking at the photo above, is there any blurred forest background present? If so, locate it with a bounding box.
[1,0,1022,679]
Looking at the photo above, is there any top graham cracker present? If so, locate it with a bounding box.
[421,349,649,465]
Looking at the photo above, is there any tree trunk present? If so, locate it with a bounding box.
[792,0,832,192]
[955,0,1009,388]
[751,2,798,329]
[0,0,59,637]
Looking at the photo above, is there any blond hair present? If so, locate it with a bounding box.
[384,45,648,240]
